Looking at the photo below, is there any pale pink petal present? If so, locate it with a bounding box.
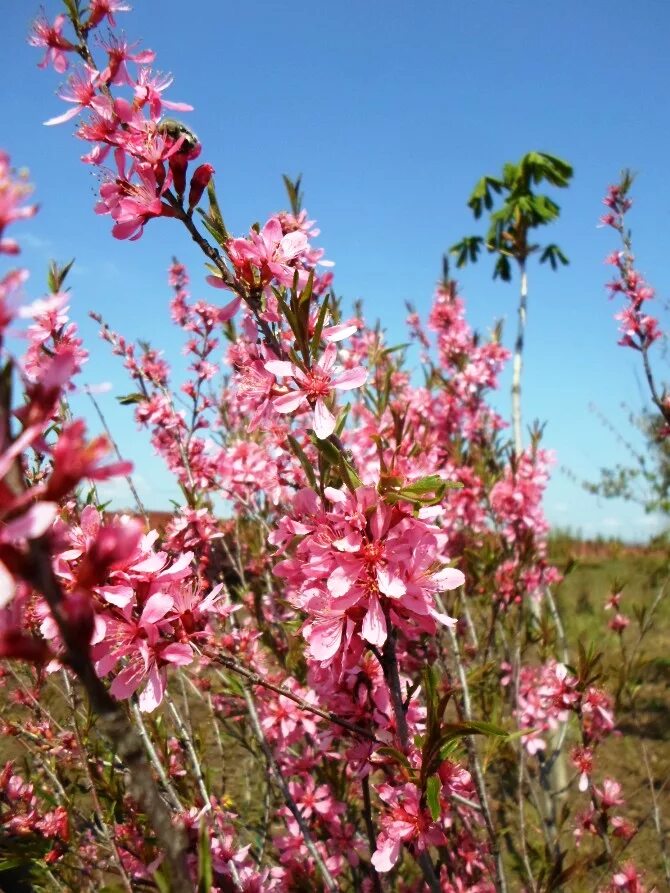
[264,360,294,377]
[2,502,57,541]
[140,592,174,625]
[261,217,283,247]
[279,230,308,259]
[273,390,308,413]
[327,563,360,597]
[218,295,242,322]
[332,531,363,552]
[361,594,387,646]
[158,551,193,581]
[323,323,357,343]
[130,553,167,574]
[323,486,346,503]
[313,398,335,439]
[90,614,107,645]
[377,567,406,598]
[333,366,368,391]
[98,585,135,608]
[316,342,337,373]
[110,662,145,701]
[434,567,465,591]
[138,664,166,713]
[0,563,15,608]
[44,105,82,126]
[308,618,343,661]
[429,607,457,628]
[161,642,193,666]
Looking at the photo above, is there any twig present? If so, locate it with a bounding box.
[212,651,380,742]
[26,539,192,893]
[165,693,210,807]
[642,744,670,886]
[84,387,148,522]
[131,702,183,812]
[63,672,134,893]
[362,775,384,893]
[241,684,338,891]
[445,618,508,893]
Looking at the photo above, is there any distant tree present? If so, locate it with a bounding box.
[450,151,573,453]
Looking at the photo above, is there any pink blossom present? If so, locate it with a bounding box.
[266,343,367,439]
[371,782,446,872]
[29,13,75,74]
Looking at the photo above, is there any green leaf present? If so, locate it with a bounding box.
[310,297,330,358]
[116,392,145,405]
[426,774,441,821]
[461,720,508,737]
[310,434,341,464]
[197,210,227,245]
[153,870,171,893]
[375,746,413,771]
[205,178,228,240]
[198,818,213,893]
[282,174,303,216]
[287,435,317,489]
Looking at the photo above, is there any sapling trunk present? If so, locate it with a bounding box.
[512,261,528,455]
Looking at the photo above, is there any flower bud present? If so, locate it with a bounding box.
[188,163,214,212]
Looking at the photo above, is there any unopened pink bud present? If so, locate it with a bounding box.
[188,164,214,211]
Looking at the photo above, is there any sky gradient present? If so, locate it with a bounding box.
[3,0,669,539]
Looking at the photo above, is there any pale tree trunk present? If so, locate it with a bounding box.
[512,263,528,455]
[511,264,569,821]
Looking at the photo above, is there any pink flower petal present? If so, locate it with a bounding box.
[138,664,166,713]
[273,390,308,413]
[333,366,368,391]
[361,594,387,646]
[140,592,174,626]
[313,398,335,439]
[434,567,465,591]
[161,642,193,666]
[323,323,357,343]
[264,360,294,377]
[219,295,242,321]
[0,563,15,608]
[2,502,57,541]
[377,567,406,598]
[308,618,343,661]
[316,343,337,374]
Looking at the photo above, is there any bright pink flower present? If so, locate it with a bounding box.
[597,778,624,810]
[133,68,193,118]
[570,745,593,792]
[45,420,133,500]
[98,35,155,86]
[0,153,38,255]
[610,862,647,893]
[266,343,367,439]
[227,217,310,289]
[87,0,131,29]
[371,782,446,873]
[43,67,102,126]
[29,13,76,74]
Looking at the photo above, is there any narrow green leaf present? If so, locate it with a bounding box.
[426,774,441,821]
[287,435,317,489]
[198,818,213,893]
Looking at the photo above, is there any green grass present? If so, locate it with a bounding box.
[549,539,670,888]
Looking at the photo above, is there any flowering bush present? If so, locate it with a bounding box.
[0,4,666,892]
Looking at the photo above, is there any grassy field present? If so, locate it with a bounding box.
[548,534,670,888]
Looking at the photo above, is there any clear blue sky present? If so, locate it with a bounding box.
[3,0,669,540]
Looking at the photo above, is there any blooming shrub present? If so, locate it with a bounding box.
[0,3,666,892]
